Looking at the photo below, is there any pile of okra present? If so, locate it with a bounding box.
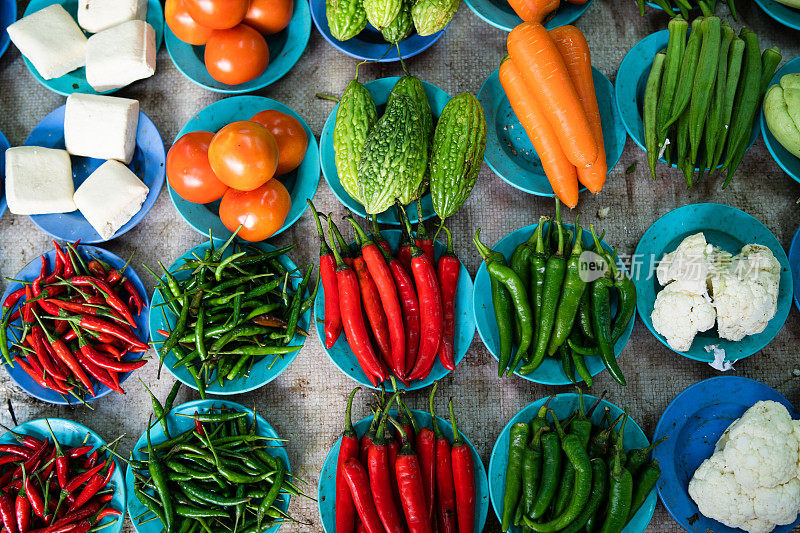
[637,0,737,19]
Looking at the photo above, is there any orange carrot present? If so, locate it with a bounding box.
[507,22,599,169]
[499,57,580,208]
[507,0,559,22]
[549,25,607,193]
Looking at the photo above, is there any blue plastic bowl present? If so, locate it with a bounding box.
[789,224,800,312]
[633,203,792,362]
[1,245,150,405]
[24,104,165,243]
[170,96,320,241]
[1,418,126,533]
[0,128,9,219]
[320,76,450,225]
[479,66,626,197]
[473,222,635,385]
[317,408,489,533]
[0,0,16,60]
[616,29,758,173]
[653,376,800,533]
[149,240,309,395]
[754,0,800,30]
[314,229,475,391]
[125,399,290,533]
[20,0,164,96]
[463,0,594,32]
[165,0,310,93]
[761,57,800,184]
[308,0,448,61]
[488,393,656,533]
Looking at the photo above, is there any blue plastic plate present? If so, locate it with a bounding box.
[1,246,150,404]
[170,96,319,241]
[21,0,164,96]
[479,66,625,197]
[653,376,800,533]
[633,203,792,362]
[489,393,656,533]
[754,0,800,30]
[463,0,594,32]
[125,399,290,533]
[318,408,489,533]
[165,0,310,93]
[616,29,758,172]
[789,225,800,312]
[24,104,165,243]
[314,229,475,391]
[761,57,800,183]
[150,240,308,395]
[1,418,126,533]
[0,0,16,60]
[320,77,449,225]
[473,222,634,385]
[0,128,9,219]
[308,0,447,61]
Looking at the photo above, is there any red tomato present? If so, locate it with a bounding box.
[204,25,269,85]
[184,0,250,30]
[167,131,229,203]
[244,0,293,35]
[208,121,279,191]
[219,180,291,241]
[249,110,308,176]
[165,0,214,45]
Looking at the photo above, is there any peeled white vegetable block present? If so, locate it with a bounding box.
[86,20,156,92]
[7,5,88,80]
[64,93,139,164]
[5,147,77,215]
[74,160,149,240]
[77,0,148,34]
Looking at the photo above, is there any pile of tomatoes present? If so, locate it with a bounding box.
[167,109,308,241]
[165,0,294,85]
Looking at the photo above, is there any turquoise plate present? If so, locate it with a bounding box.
[0,128,8,219]
[125,400,290,533]
[319,77,449,225]
[616,29,758,172]
[149,240,309,395]
[317,408,489,533]
[633,203,792,362]
[314,229,475,391]
[165,0,310,93]
[754,0,800,30]
[463,0,594,32]
[473,222,634,385]
[21,0,164,96]
[789,224,800,312]
[488,393,656,533]
[479,66,625,197]
[1,419,126,533]
[170,96,320,241]
[760,57,800,183]
[0,0,16,60]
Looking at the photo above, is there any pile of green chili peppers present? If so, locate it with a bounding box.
[501,392,666,533]
[148,233,317,395]
[473,199,635,386]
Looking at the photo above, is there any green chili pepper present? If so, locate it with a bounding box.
[529,217,549,333]
[490,249,515,376]
[591,276,626,386]
[257,459,285,530]
[589,412,624,458]
[284,265,312,345]
[599,448,633,533]
[502,422,531,531]
[530,413,563,519]
[645,51,666,179]
[549,220,588,355]
[625,437,667,477]
[561,458,608,533]
[627,460,661,523]
[515,399,553,525]
[146,418,174,532]
[160,294,190,376]
[179,482,252,506]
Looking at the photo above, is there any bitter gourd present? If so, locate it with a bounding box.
[333,71,377,203]
[364,0,402,30]
[381,0,414,43]
[412,0,459,36]
[388,75,432,204]
[326,0,368,41]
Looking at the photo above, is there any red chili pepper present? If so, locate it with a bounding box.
[385,246,420,377]
[448,400,475,533]
[351,255,393,373]
[96,508,120,520]
[86,261,106,279]
[15,490,30,533]
[385,426,402,515]
[3,287,26,310]
[309,205,343,350]
[44,301,98,316]
[96,493,114,504]
[66,446,92,460]
[342,458,384,533]
[388,418,432,533]
[58,314,147,351]
[121,279,144,316]
[367,394,404,533]
[36,321,94,395]
[67,473,105,512]
[436,226,460,372]
[73,349,123,394]
[105,269,122,286]
[23,286,35,325]
[431,385,456,533]
[368,215,393,257]
[67,277,136,328]
[102,459,115,485]
[359,410,381,465]
[53,242,73,279]
[406,244,443,382]
[0,493,17,533]
[25,477,45,518]
[72,326,145,374]
[44,253,63,286]
[336,388,361,533]
[31,327,68,382]
[64,460,106,493]
[397,227,414,279]
[31,256,48,298]
[415,213,435,265]
[194,413,205,437]
[0,444,34,458]
[50,502,98,528]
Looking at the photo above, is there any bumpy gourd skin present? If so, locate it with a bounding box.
[388,76,432,204]
[430,92,487,220]
[357,95,425,215]
[334,77,377,203]
[381,0,414,44]
[364,0,402,30]
[326,0,367,41]
[412,0,460,36]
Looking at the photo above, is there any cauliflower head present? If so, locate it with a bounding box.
[651,282,715,352]
[656,233,716,295]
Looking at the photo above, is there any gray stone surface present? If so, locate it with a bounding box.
[0,0,799,531]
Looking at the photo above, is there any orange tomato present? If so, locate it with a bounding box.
[249,110,308,176]
[184,0,250,30]
[204,25,269,85]
[165,0,214,45]
[167,131,229,203]
[219,180,291,241]
[244,0,293,35]
[208,121,279,191]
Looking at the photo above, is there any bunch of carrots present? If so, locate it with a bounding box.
[500,22,605,209]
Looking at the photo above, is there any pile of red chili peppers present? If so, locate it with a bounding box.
[336,385,476,533]
[309,200,461,387]
[0,421,121,533]
[0,242,148,401]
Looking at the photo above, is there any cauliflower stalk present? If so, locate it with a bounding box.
[688,401,800,533]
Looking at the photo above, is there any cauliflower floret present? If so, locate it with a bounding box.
[651,282,716,351]
[657,232,717,295]
[690,454,761,531]
[751,478,800,526]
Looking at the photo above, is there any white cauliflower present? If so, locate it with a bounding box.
[656,232,717,295]
[688,401,800,533]
[651,282,716,352]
